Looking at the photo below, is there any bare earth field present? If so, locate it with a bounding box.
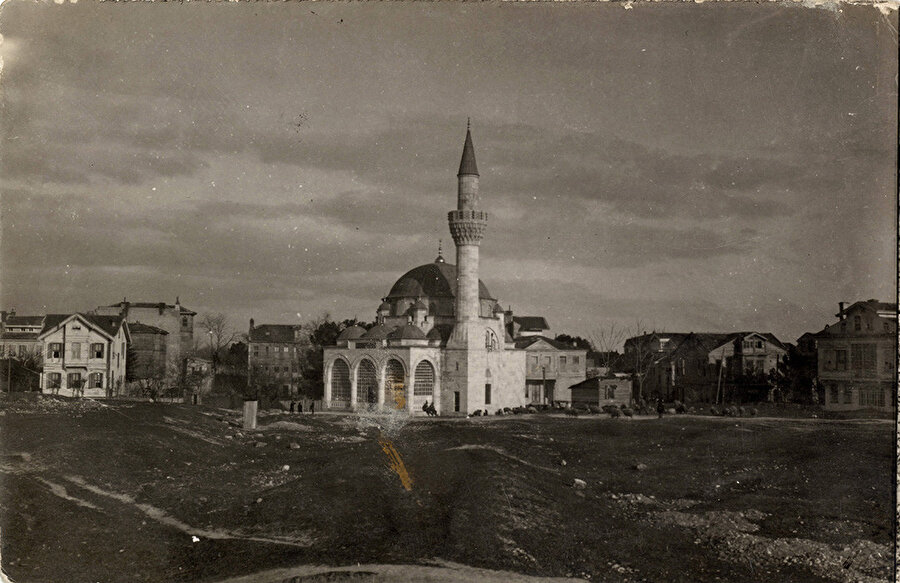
[0,395,893,583]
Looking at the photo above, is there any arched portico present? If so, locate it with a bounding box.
[355,358,378,409]
[412,359,440,415]
[328,357,352,409]
[383,358,407,410]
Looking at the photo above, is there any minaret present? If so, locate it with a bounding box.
[448,119,487,323]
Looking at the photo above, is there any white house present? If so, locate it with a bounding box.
[39,313,129,397]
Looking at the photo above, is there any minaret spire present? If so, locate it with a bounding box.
[448,122,488,323]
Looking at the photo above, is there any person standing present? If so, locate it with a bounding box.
[656,397,665,419]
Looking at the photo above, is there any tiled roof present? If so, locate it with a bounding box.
[514,335,585,352]
[127,322,169,335]
[3,316,45,327]
[249,324,302,343]
[105,301,197,316]
[839,300,898,317]
[512,316,549,332]
[0,332,40,341]
[41,313,125,339]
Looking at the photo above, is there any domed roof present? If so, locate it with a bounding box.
[388,324,427,340]
[412,299,428,311]
[362,324,394,340]
[387,261,494,301]
[336,325,366,341]
[377,301,391,313]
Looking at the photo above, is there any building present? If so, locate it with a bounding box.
[0,311,45,359]
[514,335,587,405]
[248,321,305,398]
[324,124,584,415]
[815,300,896,412]
[126,322,168,381]
[38,313,129,397]
[93,298,195,372]
[569,376,633,408]
[624,330,788,402]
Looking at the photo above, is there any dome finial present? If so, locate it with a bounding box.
[467,117,471,131]
[435,239,445,263]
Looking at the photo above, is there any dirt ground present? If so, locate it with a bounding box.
[0,395,893,583]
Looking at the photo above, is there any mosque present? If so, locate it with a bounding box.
[323,124,586,415]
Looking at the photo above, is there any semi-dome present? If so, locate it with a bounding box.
[387,324,427,340]
[336,325,366,342]
[362,324,394,340]
[387,260,494,301]
[377,300,391,313]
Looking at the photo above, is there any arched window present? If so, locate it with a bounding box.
[414,361,435,396]
[357,359,377,403]
[485,329,498,351]
[331,360,351,401]
[385,359,405,409]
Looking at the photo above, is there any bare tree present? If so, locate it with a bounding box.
[589,322,629,372]
[198,312,237,375]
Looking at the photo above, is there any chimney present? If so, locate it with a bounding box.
[838,302,846,320]
[249,318,255,333]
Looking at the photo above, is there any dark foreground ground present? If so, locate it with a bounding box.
[0,395,894,583]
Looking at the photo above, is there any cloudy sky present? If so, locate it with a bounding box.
[0,1,896,346]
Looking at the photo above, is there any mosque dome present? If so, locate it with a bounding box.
[387,324,427,340]
[362,324,394,340]
[336,325,366,342]
[386,260,494,302]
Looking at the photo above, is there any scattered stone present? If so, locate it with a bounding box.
[289,442,301,450]
[198,496,208,503]
[282,465,290,471]
[560,459,567,466]
[573,478,587,490]
[253,441,267,448]
[634,463,648,472]
[255,498,263,504]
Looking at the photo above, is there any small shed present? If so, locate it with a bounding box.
[569,376,633,408]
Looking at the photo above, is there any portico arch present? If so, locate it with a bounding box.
[330,358,351,406]
[384,358,406,410]
[356,358,378,406]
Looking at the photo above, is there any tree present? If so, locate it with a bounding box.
[198,312,238,379]
[554,333,593,351]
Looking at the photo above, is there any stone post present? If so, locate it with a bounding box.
[242,400,258,430]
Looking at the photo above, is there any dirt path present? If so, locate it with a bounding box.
[62,475,314,548]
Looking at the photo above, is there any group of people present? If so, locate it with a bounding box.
[421,400,438,417]
[289,401,314,414]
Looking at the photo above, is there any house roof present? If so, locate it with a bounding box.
[512,316,549,332]
[514,335,585,352]
[0,332,40,341]
[40,313,126,340]
[248,324,302,343]
[3,315,45,327]
[127,322,169,335]
[104,301,197,316]
[838,300,898,317]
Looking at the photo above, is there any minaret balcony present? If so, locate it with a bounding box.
[448,209,488,222]
[448,210,488,245]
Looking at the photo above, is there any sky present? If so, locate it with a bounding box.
[0,1,896,348]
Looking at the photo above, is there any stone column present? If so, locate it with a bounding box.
[376,373,385,411]
[323,361,332,409]
[350,369,358,410]
[407,369,415,414]
[432,369,441,416]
